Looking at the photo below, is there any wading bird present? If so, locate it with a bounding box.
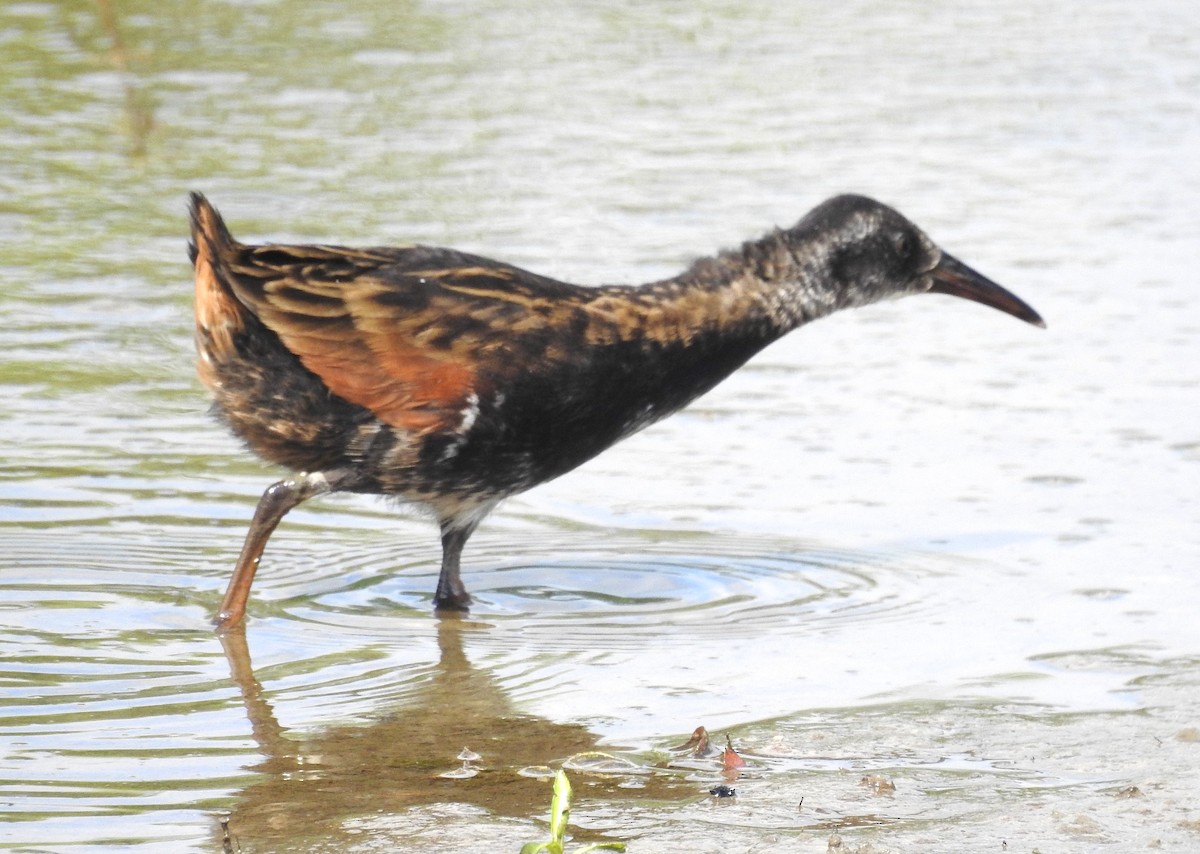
[190,193,1043,627]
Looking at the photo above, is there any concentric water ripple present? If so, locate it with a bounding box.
[274,527,946,646]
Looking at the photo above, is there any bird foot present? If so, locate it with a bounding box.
[433,593,473,613]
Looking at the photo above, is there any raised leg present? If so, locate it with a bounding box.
[215,471,334,629]
[433,519,479,611]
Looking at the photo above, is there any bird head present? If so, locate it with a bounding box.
[784,195,1045,327]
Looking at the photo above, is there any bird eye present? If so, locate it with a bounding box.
[891,232,913,259]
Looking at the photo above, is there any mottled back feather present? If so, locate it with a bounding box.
[190,194,608,436]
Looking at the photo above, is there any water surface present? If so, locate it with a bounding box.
[2,1,1198,851]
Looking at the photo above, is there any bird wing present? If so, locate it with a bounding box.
[219,242,591,434]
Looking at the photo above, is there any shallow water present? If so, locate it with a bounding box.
[2,1,1199,851]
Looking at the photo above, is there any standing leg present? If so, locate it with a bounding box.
[215,471,334,629]
[433,517,479,611]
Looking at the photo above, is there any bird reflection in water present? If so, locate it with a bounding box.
[215,616,690,848]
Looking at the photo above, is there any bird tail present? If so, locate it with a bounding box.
[189,192,246,374]
[188,192,238,267]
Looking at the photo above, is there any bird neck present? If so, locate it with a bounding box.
[646,227,846,341]
[561,230,845,420]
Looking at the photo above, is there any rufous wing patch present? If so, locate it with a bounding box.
[248,277,479,436]
[350,285,480,433]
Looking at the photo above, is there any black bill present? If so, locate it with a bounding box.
[929,252,1046,328]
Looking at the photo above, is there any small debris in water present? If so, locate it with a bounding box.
[562,751,646,775]
[517,765,557,779]
[859,774,896,794]
[440,746,483,779]
[672,725,715,757]
[438,763,479,779]
[214,810,238,853]
[1115,785,1144,798]
[722,734,747,773]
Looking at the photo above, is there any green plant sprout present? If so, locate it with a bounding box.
[519,770,626,854]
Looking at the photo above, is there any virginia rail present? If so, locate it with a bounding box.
[190,192,1043,627]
